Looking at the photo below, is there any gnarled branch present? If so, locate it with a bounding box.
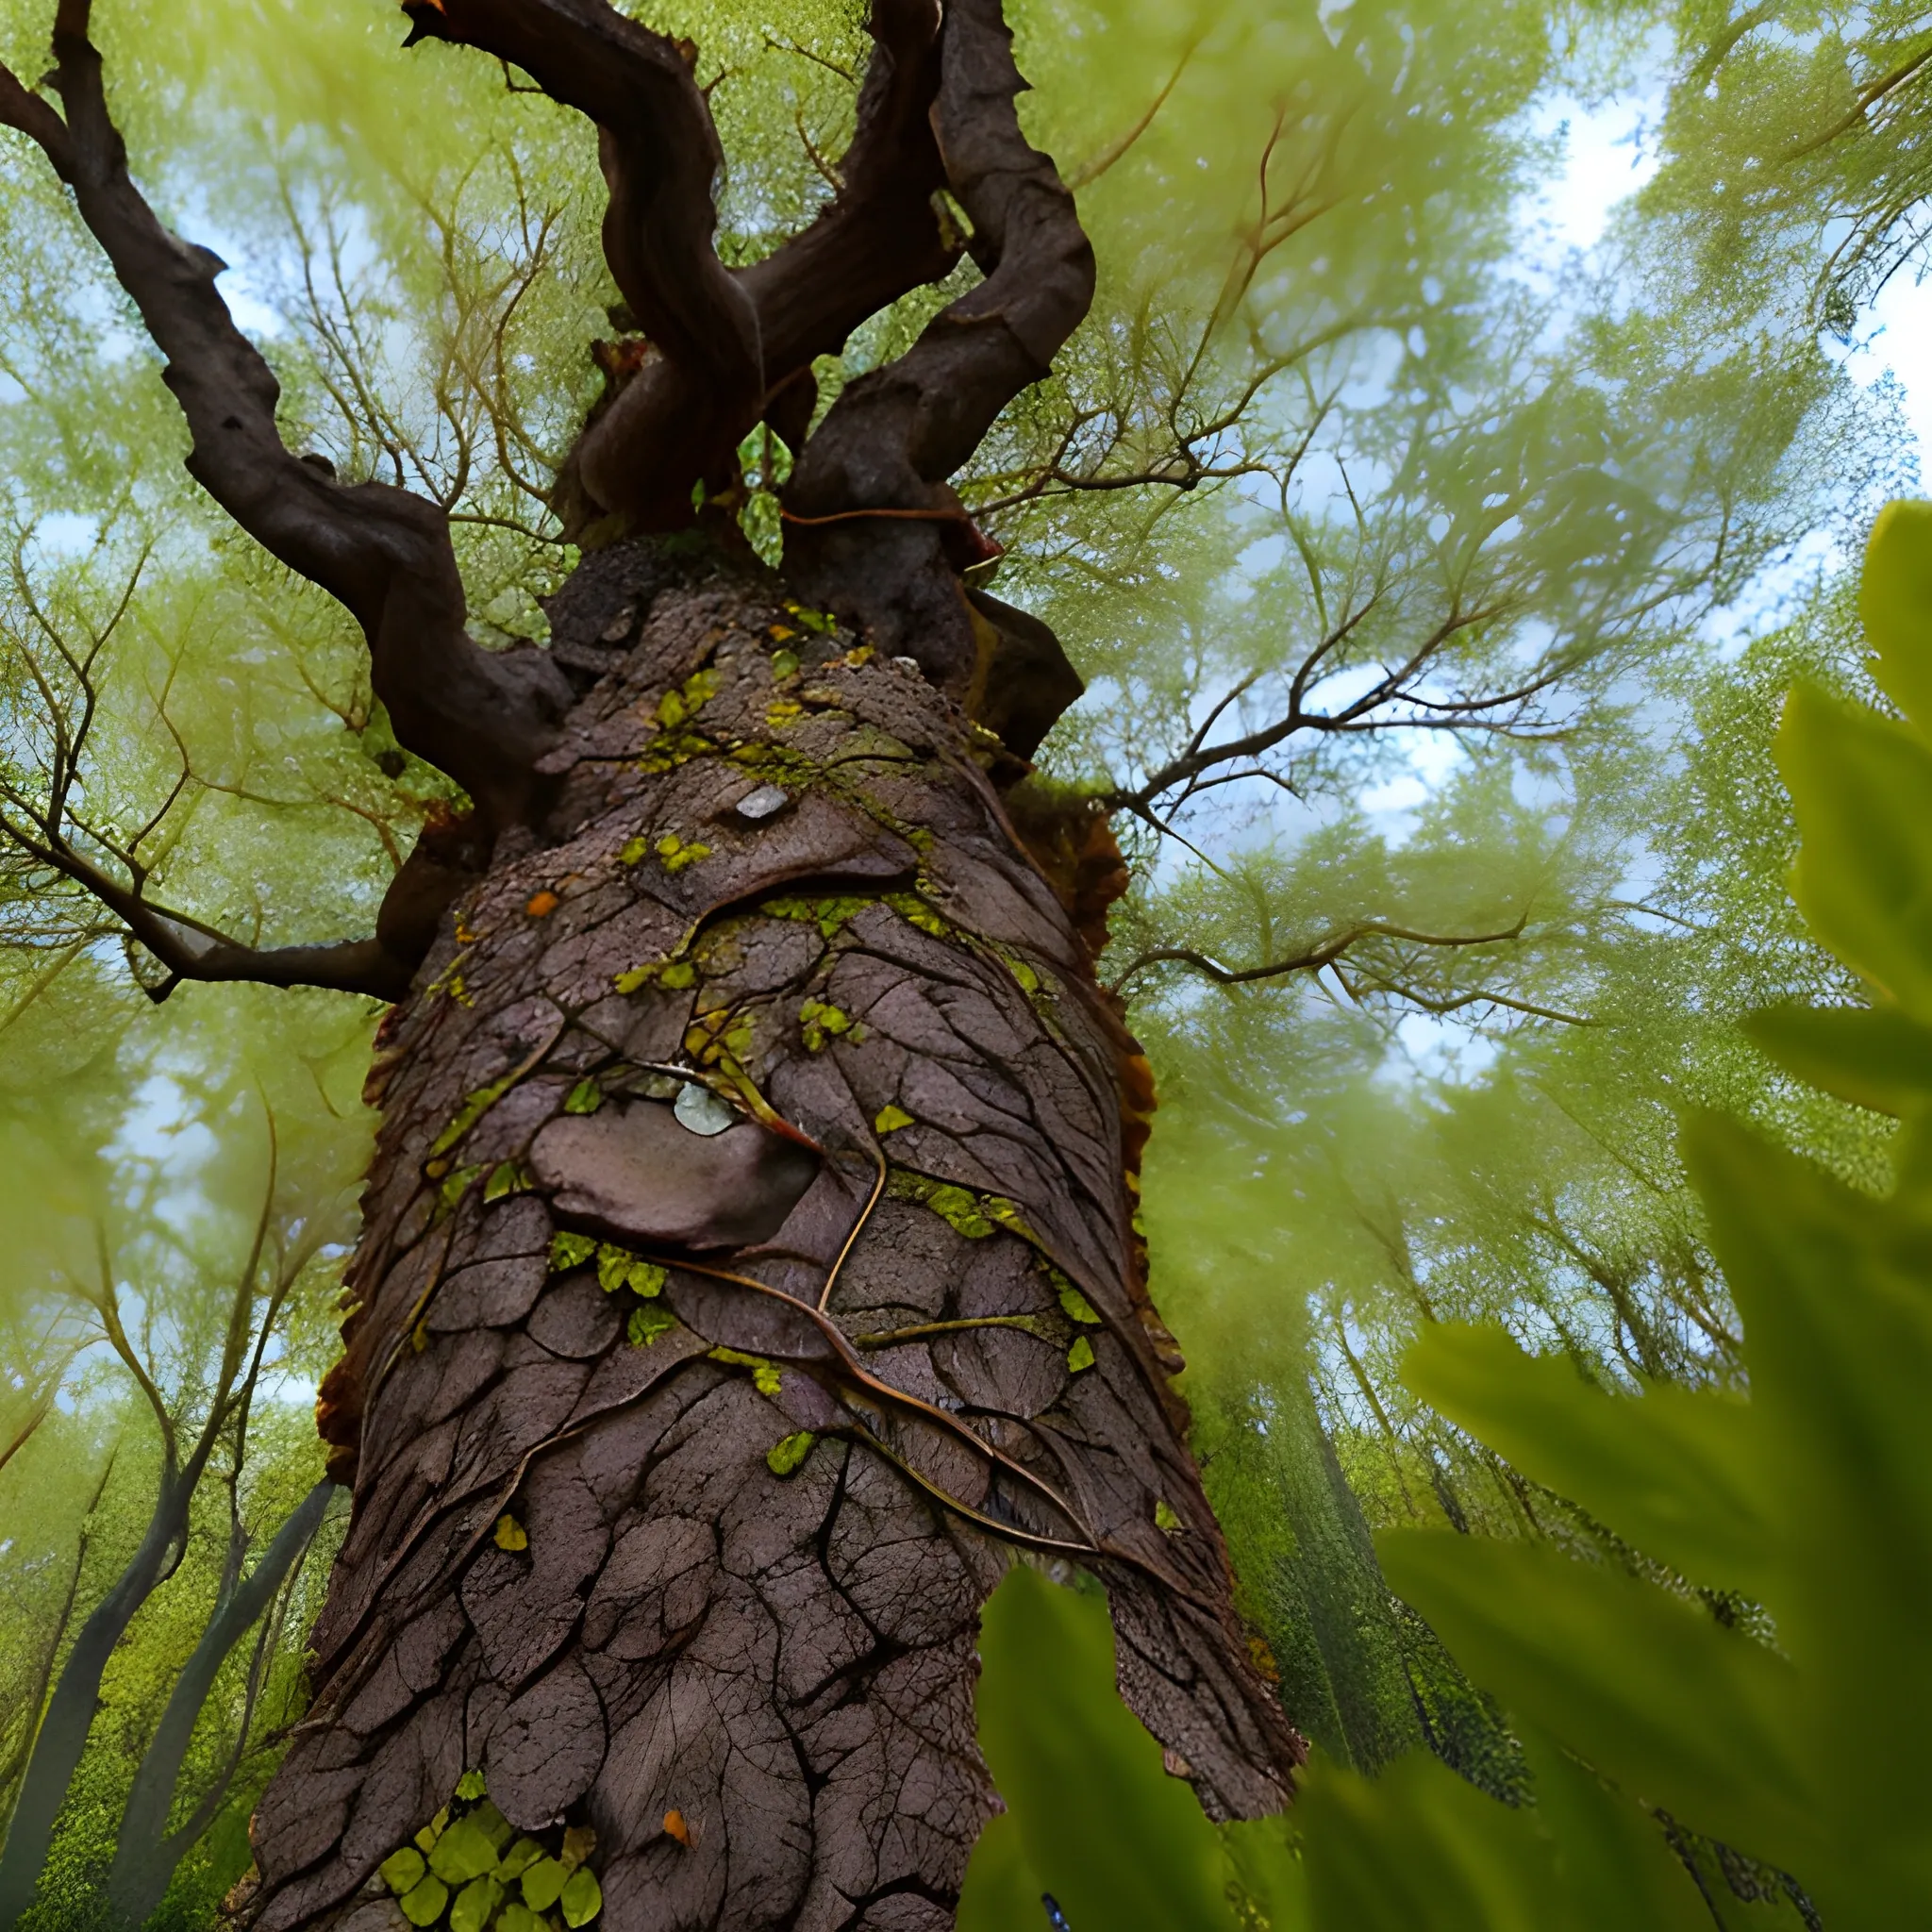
[782,0,1097,689]
[1108,912,1532,994]
[0,0,572,832]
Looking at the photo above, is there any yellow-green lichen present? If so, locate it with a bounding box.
[763,892,875,941]
[656,832,710,874]
[656,667,720,729]
[614,956,698,994]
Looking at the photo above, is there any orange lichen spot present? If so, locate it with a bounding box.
[525,890,559,918]
[662,1809,691,1846]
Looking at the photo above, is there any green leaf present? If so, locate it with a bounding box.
[549,1231,597,1273]
[399,1874,450,1926]
[1684,1112,1932,1889]
[496,1906,545,1932]
[1298,1749,1559,1932]
[1067,1336,1095,1372]
[495,1838,545,1882]
[559,1865,604,1927]
[380,1846,426,1895]
[1776,682,1932,1019]
[958,1814,1047,1932]
[449,1874,504,1932]
[1376,1530,1811,1868]
[453,1770,487,1802]
[1743,1002,1932,1116]
[1053,1273,1100,1324]
[1858,498,1932,735]
[874,1104,914,1134]
[468,1799,513,1851]
[564,1077,604,1114]
[429,1813,504,1885]
[521,1857,570,1912]
[1399,1324,1772,1598]
[1515,1727,1710,1932]
[964,1565,1236,1932]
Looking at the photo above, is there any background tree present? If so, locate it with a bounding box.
[0,992,365,1929]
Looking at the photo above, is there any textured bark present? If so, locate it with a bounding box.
[246,544,1300,1932]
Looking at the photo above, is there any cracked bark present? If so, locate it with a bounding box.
[263,557,1298,1932]
[0,3,1303,1926]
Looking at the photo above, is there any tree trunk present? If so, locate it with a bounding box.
[241,539,1301,1932]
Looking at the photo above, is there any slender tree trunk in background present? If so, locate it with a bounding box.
[0,2,1307,1926]
[107,1477,338,1928]
[0,1467,194,1924]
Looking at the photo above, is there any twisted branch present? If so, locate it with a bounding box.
[782,0,1097,690]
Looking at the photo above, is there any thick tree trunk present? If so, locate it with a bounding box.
[242,538,1301,1932]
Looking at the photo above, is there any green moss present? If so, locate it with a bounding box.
[884,890,953,941]
[564,1077,603,1114]
[708,1345,783,1396]
[427,1068,524,1160]
[1067,1336,1096,1373]
[628,1304,678,1347]
[550,1230,597,1272]
[483,1159,534,1203]
[799,996,862,1052]
[597,1246,666,1297]
[437,1164,482,1212]
[766,1430,817,1476]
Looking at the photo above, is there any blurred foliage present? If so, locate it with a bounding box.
[963,497,1932,1927]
